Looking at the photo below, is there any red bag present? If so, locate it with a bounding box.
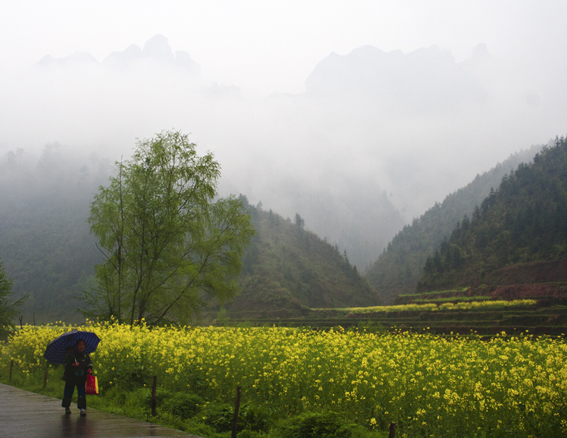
[85,374,99,395]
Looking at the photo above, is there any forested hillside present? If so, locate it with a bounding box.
[419,137,567,291]
[366,145,542,303]
[224,197,379,318]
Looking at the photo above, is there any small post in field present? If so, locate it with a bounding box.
[231,386,242,438]
[9,360,14,383]
[151,375,157,416]
[19,316,23,330]
[389,422,396,438]
[43,367,49,389]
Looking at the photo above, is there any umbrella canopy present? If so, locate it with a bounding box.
[43,330,101,364]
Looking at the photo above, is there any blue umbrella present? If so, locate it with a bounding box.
[43,330,101,364]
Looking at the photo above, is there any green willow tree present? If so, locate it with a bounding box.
[82,130,255,325]
[0,256,25,336]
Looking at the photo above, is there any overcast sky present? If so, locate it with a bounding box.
[2,1,566,95]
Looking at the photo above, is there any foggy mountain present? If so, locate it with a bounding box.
[366,144,544,303]
[278,43,547,218]
[37,34,201,74]
[305,44,486,113]
[0,35,561,268]
[102,34,201,74]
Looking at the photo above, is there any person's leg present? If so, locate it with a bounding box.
[77,382,86,412]
[62,381,74,410]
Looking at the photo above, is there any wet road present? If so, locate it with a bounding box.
[0,384,204,438]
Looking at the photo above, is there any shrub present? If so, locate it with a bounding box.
[271,411,354,438]
[137,387,173,408]
[201,402,236,432]
[238,430,267,438]
[163,392,204,419]
[240,403,273,432]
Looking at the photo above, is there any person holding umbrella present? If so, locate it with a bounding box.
[43,329,100,416]
[62,339,93,415]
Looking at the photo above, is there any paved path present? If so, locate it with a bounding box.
[0,384,205,438]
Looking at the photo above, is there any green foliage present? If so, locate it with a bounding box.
[182,400,272,434]
[420,137,567,291]
[0,257,25,336]
[83,130,255,324]
[240,403,273,432]
[366,145,542,303]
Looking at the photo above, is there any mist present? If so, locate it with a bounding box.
[1,2,566,269]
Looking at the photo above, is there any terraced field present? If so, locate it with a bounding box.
[240,306,567,334]
[397,282,567,304]
[229,284,567,335]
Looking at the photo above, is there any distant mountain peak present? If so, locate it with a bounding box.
[101,35,200,74]
[143,34,174,64]
[102,44,143,66]
[37,52,98,67]
[304,44,484,113]
[472,43,490,59]
[34,35,199,75]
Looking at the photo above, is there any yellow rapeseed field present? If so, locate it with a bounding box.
[2,322,566,437]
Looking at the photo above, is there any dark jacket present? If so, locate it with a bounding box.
[63,351,93,384]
